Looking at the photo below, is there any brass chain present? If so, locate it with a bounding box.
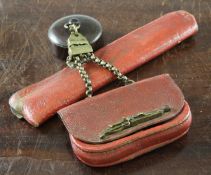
[65,22,134,97]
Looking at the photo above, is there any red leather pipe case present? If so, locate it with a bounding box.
[9,11,198,126]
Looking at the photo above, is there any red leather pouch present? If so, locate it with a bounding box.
[58,74,192,167]
[9,10,197,127]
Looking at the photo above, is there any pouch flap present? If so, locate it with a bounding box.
[59,74,184,144]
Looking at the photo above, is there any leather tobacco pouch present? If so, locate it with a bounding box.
[58,74,192,167]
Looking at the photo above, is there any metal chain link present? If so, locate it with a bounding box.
[65,22,134,97]
[66,53,134,97]
[66,55,93,97]
[89,53,134,85]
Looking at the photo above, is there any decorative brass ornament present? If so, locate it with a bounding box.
[100,105,171,140]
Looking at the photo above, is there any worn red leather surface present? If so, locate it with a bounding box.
[70,102,191,167]
[59,74,184,143]
[9,10,198,126]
